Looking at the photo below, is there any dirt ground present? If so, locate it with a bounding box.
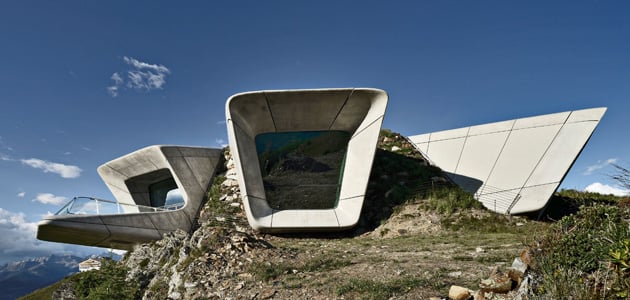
[240,204,547,299]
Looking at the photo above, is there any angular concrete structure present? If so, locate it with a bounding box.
[37,146,223,249]
[226,88,388,232]
[408,107,607,214]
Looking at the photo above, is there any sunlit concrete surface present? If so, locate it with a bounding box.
[37,146,223,249]
[226,88,388,232]
[408,108,607,214]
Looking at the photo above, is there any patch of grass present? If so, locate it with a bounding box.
[249,256,352,282]
[203,175,243,226]
[475,253,513,264]
[335,276,429,299]
[302,257,352,272]
[441,213,513,233]
[139,258,150,268]
[248,261,292,281]
[424,186,482,215]
[452,255,474,261]
[147,279,169,296]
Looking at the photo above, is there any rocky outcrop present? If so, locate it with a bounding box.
[123,149,280,299]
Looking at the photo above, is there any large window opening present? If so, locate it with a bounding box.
[255,130,350,210]
[149,178,184,210]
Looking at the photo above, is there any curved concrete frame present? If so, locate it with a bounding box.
[408,107,606,214]
[226,88,388,232]
[37,146,223,249]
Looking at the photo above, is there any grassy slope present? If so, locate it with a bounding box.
[21,130,629,299]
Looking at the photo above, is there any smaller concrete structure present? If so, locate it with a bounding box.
[226,88,388,232]
[37,146,223,249]
[408,107,607,214]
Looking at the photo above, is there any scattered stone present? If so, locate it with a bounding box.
[514,276,530,300]
[519,249,532,266]
[475,247,485,253]
[449,285,472,300]
[472,290,485,300]
[221,179,239,187]
[260,289,276,299]
[448,271,463,278]
[479,274,512,294]
[509,257,528,279]
[391,145,401,151]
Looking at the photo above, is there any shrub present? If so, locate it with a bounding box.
[530,204,630,299]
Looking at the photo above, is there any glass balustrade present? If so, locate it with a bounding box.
[54,196,185,216]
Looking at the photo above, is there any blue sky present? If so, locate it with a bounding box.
[0,1,628,263]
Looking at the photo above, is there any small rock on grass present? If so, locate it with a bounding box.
[449,285,472,300]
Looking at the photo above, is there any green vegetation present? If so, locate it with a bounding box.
[335,276,441,300]
[19,280,66,300]
[74,259,138,299]
[204,175,242,226]
[424,186,482,215]
[531,203,630,299]
[249,256,352,281]
[21,259,138,300]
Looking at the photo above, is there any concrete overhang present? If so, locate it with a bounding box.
[37,145,223,249]
[226,88,388,232]
[408,107,607,214]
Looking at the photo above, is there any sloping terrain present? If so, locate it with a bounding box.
[22,131,628,299]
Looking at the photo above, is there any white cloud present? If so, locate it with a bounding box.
[17,192,25,198]
[0,152,11,161]
[123,56,170,73]
[107,57,171,97]
[111,72,123,85]
[107,85,119,97]
[583,158,617,175]
[33,193,68,205]
[215,138,228,148]
[81,146,91,152]
[64,151,72,155]
[0,208,100,264]
[584,182,629,196]
[216,120,226,125]
[20,158,82,178]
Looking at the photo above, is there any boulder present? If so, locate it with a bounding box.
[479,274,512,294]
[449,285,472,300]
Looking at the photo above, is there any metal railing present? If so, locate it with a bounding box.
[55,196,184,216]
[474,185,521,214]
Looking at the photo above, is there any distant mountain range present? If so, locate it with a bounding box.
[0,252,121,300]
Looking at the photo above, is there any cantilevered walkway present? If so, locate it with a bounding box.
[37,146,223,249]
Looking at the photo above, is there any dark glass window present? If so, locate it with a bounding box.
[149,178,183,209]
[255,130,350,210]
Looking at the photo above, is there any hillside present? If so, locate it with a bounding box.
[21,131,630,299]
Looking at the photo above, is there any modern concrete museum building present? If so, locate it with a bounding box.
[408,107,607,215]
[37,146,223,249]
[37,88,606,248]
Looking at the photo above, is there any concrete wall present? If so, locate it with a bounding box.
[408,107,606,214]
[37,146,223,249]
[226,88,388,232]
